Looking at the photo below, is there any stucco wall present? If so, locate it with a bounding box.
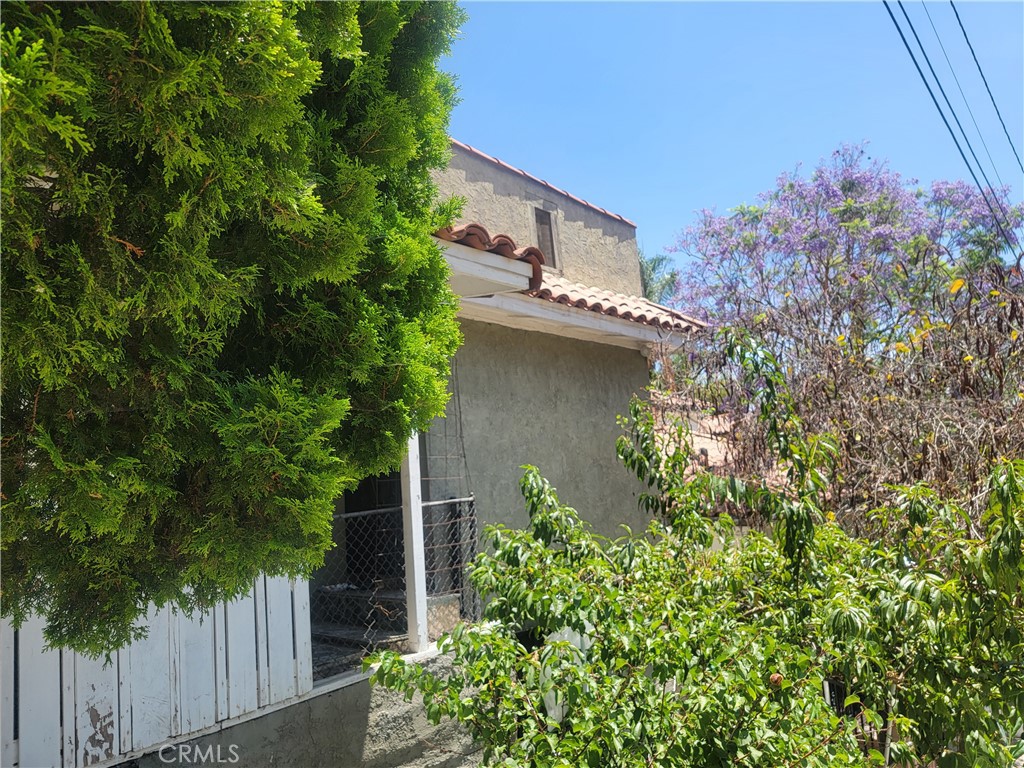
[425,319,652,538]
[434,144,644,297]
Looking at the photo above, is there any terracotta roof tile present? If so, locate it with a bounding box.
[435,223,545,291]
[435,222,705,334]
[530,274,705,334]
[451,139,637,228]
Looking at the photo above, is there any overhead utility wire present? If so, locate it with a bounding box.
[949,0,1024,175]
[897,2,1003,212]
[883,0,1018,258]
[920,1,1005,190]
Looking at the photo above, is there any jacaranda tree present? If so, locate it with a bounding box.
[1,1,465,654]
[668,146,1023,523]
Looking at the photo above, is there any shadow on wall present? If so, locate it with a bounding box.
[453,152,635,241]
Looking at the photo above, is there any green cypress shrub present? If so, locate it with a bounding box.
[1,0,465,655]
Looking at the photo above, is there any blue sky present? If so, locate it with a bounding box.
[440,1,1024,268]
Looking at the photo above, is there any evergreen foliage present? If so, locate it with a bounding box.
[1,1,466,654]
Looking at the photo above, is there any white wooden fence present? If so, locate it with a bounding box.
[1,576,313,768]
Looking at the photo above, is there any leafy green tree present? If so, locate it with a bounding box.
[372,336,1024,768]
[1,1,466,655]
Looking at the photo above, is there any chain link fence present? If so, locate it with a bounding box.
[424,497,481,641]
[309,481,479,681]
[309,367,481,681]
[310,501,407,680]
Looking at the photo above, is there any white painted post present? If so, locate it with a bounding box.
[291,579,313,696]
[401,432,429,652]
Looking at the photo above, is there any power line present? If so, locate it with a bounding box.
[920,1,1005,191]
[882,0,1018,258]
[949,0,1024,175]
[897,2,1002,209]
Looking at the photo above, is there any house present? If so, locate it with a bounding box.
[0,142,702,768]
[428,140,702,536]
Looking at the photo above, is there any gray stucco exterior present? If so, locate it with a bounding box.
[425,319,651,539]
[434,144,644,298]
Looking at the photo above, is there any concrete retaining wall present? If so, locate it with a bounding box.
[121,655,479,768]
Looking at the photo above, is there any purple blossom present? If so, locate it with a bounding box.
[671,144,1024,330]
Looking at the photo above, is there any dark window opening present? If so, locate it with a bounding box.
[342,473,404,590]
[309,473,406,680]
[535,208,556,267]
[307,454,482,681]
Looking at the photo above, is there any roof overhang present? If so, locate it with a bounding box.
[435,231,698,353]
[459,291,691,352]
[438,238,534,298]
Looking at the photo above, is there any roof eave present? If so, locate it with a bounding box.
[459,292,697,352]
[438,237,535,297]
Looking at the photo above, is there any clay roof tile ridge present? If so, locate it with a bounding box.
[434,220,705,333]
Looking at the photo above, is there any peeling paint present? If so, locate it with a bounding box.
[83,705,114,765]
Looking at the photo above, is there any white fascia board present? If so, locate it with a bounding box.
[435,238,533,298]
[459,292,688,352]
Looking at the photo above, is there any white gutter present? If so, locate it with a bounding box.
[436,238,533,298]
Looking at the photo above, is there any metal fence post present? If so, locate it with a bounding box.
[401,432,429,652]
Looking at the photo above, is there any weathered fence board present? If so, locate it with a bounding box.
[117,642,132,756]
[177,612,217,734]
[214,606,229,723]
[6,575,312,768]
[254,578,270,709]
[224,588,260,720]
[265,577,297,704]
[73,653,118,766]
[18,615,62,768]
[126,608,173,752]
[61,651,75,768]
[292,580,313,695]
[168,610,181,739]
[1,619,17,768]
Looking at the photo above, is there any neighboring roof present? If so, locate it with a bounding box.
[450,139,637,229]
[434,221,705,335]
[531,275,705,334]
[435,223,545,291]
